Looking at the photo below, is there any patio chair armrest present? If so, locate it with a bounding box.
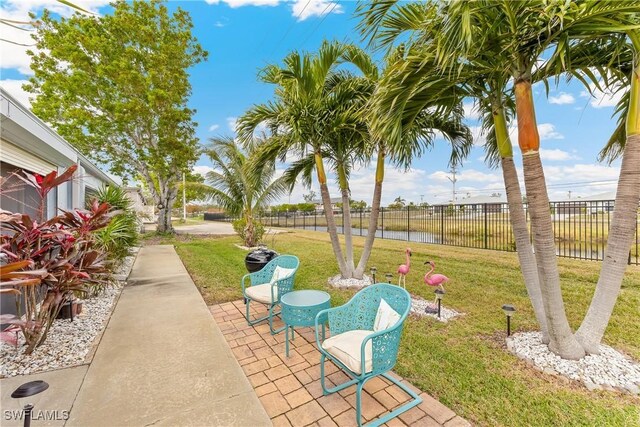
[323,301,358,335]
[241,273,253,294]
[314,308,331,349]
[361,325,403,374]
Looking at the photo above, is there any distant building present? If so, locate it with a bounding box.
[551,192,616,215]
[434,194,508,214]
[311,197,341,212]
[1,88,116,219]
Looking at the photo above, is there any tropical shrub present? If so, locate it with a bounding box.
[93,185,139,262]
[232,218,265,247]
[0,166,112,354]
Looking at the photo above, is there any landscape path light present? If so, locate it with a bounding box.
[385,273,393,284]
[11,380,49,427]
[434,289,445,319]
[501,304,516,337]
[370,267,377,283]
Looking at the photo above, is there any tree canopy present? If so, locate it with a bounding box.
[24,0,208,233]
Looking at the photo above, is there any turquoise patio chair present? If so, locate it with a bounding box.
[241,255,299,334]
[314,284,421,427]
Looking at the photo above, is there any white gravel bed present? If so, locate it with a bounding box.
[507,331,640,395]
[0,252,137,379]
[327,274,373,289]
[0,283,122,378]
[410,295,461,322]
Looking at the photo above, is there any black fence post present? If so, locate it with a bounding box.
[407,205,410,241]
[484,203,488,249]
[440,208,444,244]
[360,209,363,236]
[381,207,384,239]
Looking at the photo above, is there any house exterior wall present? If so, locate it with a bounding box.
[1,88,117,322]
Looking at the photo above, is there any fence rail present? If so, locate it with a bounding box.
[221,200,639,265]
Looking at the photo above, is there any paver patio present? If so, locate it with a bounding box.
[210,300,472,427]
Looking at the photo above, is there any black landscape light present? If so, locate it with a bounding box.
[370,267,377,283]
[434,289,445,319]
[385,273,393,284]
[501,304,516,337]
[11,380,49,427]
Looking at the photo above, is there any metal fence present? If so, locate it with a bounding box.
[252,200,639,265]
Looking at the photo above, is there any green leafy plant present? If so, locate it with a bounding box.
[232,218,265,247]
[1,166,112,354]
[93,186,139,262]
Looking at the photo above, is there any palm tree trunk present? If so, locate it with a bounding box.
[493,105,548,342]
[315,152,348,276]
[338,164,356,277]
[244,211,255,247]
[355,147,384,278]
[515,80,584,359]
[576,61,640,354]
[501,157,549,342]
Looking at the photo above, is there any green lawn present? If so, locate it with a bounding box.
[146,230,640,426]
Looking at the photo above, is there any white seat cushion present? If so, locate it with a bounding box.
[373,299,401,332]
[321,329,373,375]
[245,283,277,304]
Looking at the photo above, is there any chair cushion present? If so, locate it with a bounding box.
[322,329,373,375]
[270,265,295,285]
[373,298,401,332]
[245,283,277,304]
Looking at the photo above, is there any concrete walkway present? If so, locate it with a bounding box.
[0,245,270,426]
[67,245,270,426]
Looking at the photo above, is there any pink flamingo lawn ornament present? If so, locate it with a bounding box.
[424,261,449,310]
[424,261,449,304]
[397,248,412,289]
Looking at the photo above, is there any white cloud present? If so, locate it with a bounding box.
[206,0,342,20]
[0,79,32,108]
[193,165,214,177]
[549,92,575,105]
[208,124,220,132]
[538,148,575,162]
[429,169,502,184]
[580,83,624,109]
[292,0,343,21]
[226,116,238,132]
[463,102,480,121]
[537,123,564,140]
[0,0,110,75]
[205,0,279,7]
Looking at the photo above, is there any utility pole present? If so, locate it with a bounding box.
[182,172,186,221]
[420,194,424,204]
[447,167,457,203]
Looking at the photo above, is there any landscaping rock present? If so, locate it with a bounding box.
[410,295,461,323]
[0,253,135,378]
[507,331,640,395]
[327,274,372,289]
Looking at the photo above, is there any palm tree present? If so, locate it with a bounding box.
[203,137,289,247]
[360,0,639,358]
[437,0,638,360]
[239,41,471,279]
[238,41,361,276]
[574,31,640,353]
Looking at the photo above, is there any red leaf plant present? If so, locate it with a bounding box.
[0,166,113,354]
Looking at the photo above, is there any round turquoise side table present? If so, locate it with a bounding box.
[280,290,331,357]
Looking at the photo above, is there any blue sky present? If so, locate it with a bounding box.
[0,0,624,205]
